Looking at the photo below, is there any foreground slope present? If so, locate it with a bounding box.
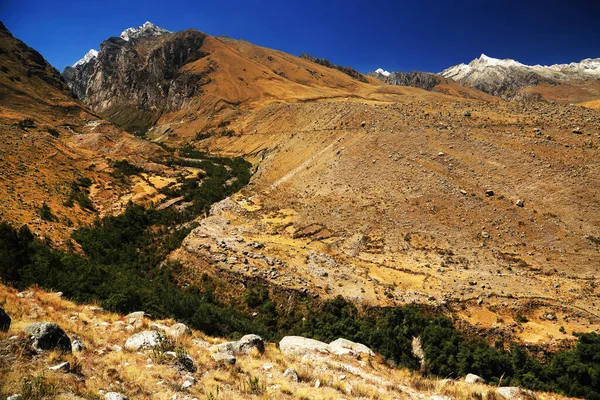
[0,284,570,400]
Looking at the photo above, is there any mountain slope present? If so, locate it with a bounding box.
[369,69,498,101]
[62,22,600,343]
[0,22,164,243]
[441,54,600,102]
[63,23,495,138]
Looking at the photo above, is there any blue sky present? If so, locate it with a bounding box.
[1,0,599,73]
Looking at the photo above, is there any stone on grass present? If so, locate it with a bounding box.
[48,361,70,372]
[279,336,329,357]
[283,367,299,382]
[167,323,191,339]
[23,322,71,352]
[497,387,524,399]
[235,334,265,354]
[105,393,129,400]
[328,338,375,357]
[465,373,486,384]
[212,352,236,365]
[124,330,162,351]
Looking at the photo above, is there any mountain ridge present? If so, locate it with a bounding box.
[440,53,600,101]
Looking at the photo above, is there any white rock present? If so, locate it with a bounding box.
[279,336,329,357]
[465,373,486,383]
[283,367,299,382]
[124,330,162,351]
[212,352,236,365]
[181,380,193,389]
[497,387,523,399]
[167,323,191,339]
[48,361,70,372]
[328,338,375,357]
[105,393,129,400]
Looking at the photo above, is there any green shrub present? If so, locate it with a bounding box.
[47,128,59,137]
[38,204,57,222]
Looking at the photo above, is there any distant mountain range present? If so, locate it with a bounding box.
[372,54,600,103]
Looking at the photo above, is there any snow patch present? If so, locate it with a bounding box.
[120,21,171,41]
[72,49,98,68]
[375,68,391,77]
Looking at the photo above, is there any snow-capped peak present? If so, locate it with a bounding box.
[72,49,98,68]
[375,68,391,77]
[120,21,171,41]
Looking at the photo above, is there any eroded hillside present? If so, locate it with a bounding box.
[172,98,600,345]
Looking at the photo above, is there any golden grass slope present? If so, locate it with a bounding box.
[0,284,571,400]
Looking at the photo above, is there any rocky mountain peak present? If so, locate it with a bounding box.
[119,21,171,41]
[374,67,390,77]
[72,49,98,67]
[440,53,600,99]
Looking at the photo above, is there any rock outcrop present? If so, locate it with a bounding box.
[370,70,441,91]
[62,26,209,135]
[328,338,375,357]
[279,336,375,358]
[465,373,486,384]
[300,53,368,83]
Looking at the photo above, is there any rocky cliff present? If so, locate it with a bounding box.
[63,24,210,134]
[369,69,441,91]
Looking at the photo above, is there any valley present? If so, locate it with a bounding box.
[0,17,599,400]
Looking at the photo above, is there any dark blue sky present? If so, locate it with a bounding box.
[2,0,599,73]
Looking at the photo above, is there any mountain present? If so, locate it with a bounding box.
[440,54,600,102]
[62,22,495,137]
[369,68,498,100]
[119,20,171,41]
[0,22,162,243]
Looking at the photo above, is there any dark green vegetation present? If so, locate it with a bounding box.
[63,176,94,211]
[1,150,599,399]
[38,204,57,222]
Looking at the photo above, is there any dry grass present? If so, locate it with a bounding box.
[0,283,574,399]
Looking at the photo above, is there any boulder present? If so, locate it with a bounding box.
[465,373,486,384]
[235,334,265,354]
[283,367,299,382]
[105,393,129,400]
[125,311,150,320]
[210,341,237,355]
[279,336,329,357]
[0,307,10,331]
[328,338,375,357]
[167,322,191,339]
[516,199,524,207]
[124,330,161,351]
[23,322,71,352]
[72,338,86,352]
[7,394,22,400]
[212,352,236,365]
[497,387,523,399]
